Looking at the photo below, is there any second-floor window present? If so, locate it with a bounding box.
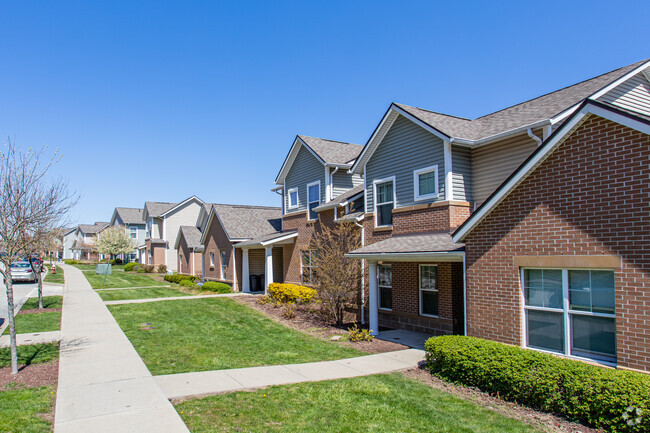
[288,188,298,209]
[129,227,138,239]
[374,179,394,226]
[414,165,439,201]
[307,181,320,220]
[220,251,227,279]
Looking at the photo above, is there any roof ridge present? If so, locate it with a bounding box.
[211,203,281,210]
[474,59,649,121]
[298,135,362,147]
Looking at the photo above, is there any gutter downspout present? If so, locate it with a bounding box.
[527,128,543,147]
[353,219,365,324]
[463,254,467,336]
[329,166,339,201]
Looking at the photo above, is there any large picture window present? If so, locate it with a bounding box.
[374,179,394,227]
[378,264,392,310]
[419,265,438,316]
[301,250,317,285]
[307,181,320,220]
[523,269,616,363]
[413,165,439,201]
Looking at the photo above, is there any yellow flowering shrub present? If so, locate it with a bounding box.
[267,283,317,304]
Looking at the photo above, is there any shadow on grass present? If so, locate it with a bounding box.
[0,343,60,370]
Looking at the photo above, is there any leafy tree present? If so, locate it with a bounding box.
[94,225,136,262]
[310,221,362,326]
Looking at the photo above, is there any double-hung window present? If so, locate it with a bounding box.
[287,188,298,209]
[523,268,616,363]
[374,179,394,227]
[220,251,227,279]
[129,227,138,239]
[301,250,317,285]
[378,264,392,310]
[307,181,320,220]
[419,265,438,316]
[209,252,215,267]
[414,165,439,201]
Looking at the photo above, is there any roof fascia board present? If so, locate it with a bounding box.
[275,136,327,185]
[199,207,232,244]
[590,59,650,100]
[173,230,184,250]
[344,251,464,262]
[260,232,298,246]
[453,101,650,243]
[350,105,397,174]
[161,195,204,217]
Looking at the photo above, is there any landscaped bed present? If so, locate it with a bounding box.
[108,297,365,375]
[0,343,59,433]
[2,297,63,336]
[98,286,193,301]
[175,373,543,433]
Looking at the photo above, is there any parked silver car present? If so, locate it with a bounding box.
[11,261,36,283]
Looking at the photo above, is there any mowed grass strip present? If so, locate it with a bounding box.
[109,298,362,375]
[0,343,59,368]
[43,267,64,284]
[74,265,166,289]
[176,373,542,433]
[0,385,56,433]
[2,312,61,335]
[98,287,192,301]
[22,296,62,310]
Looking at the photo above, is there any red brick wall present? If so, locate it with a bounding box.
[203,216,237,286]
[177,236,194,275]
[464,115,650,371]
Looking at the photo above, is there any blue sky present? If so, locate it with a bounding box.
[1,1,647,224]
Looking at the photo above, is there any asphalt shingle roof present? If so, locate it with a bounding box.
[78,222,109,234]
[396,59,649,141]
[115,207,144,224]
[209,204,282,240]
[178,226,202,249]
[144,202,176,218]
[298,135,363,165]
[235,230,298,247]
[347,232,464,255]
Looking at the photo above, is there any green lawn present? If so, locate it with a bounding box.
[176,373,542,433]
[75,265,166,289]
[98,287,192,301]
[72,263,125,271]
[43,267,64,284]
[0,385,55,433]
[22,296,63,310]
[2,311,61,335]
[0,343,59,368]
[109,298,362,375]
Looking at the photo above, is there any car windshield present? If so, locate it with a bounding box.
[11,262,31,268]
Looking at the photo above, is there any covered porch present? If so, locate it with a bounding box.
[235,231,297,293]
[346,232,466,337]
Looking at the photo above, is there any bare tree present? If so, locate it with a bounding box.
[94,225,136,262]
[0,139,77,374]
[310,221,362,326]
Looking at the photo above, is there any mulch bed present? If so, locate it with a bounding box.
[234,295,407,354]
[0,359,58,424]
[402,366,602,433]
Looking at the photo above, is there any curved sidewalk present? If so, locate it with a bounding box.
[54,264,189,433]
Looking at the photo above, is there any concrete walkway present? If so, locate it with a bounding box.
[0,330,61,348]
[155,348,425,400]
[104,292,244,305]
[54,264,189,433]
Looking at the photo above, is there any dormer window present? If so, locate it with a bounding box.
[414,165,439,201]
[288,188,298,209]
[307,181,320,220]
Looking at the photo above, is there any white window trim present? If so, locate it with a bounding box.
[287,187,299,209]
[373,176,396,228]
[419,264,439,318]
[220,251,227,280]
[129,226,138,239]
[520,267,617,365]
[210,252,215,267]
[307,180,321,221]
[300,250,317,285]
[378,264,392,311]
[413,165,439,201]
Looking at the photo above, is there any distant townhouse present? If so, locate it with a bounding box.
[140,196,204,271]
[70,222,109,260]
[108,207,146,262]
[344,58,650,352]
[62,227,77,259]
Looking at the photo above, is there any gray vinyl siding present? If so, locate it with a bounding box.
[598,70,650,117]
[471,132,538,206]
[451,146,472,202]
[366,115,445,210]
[332,170,363,199]
[284,145,325,213]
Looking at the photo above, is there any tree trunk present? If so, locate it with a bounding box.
[37,268,43,310]
[3,273,19,374]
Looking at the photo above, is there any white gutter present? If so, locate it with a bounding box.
[527,128,543,146]
[345,251,465,262]
[463,254,467,336]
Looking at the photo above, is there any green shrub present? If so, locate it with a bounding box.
[123,262,138,272]
[347,323,374,342]
[110,258,123,265]
[267,283,317,304]
[201,281,232,293]
[163,274,198,284]
[64,259,78,265]
[425,335,650,432]
[179,279,196,288]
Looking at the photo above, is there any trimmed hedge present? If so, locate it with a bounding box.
[164,274,198,284]
[267,283,317,304]
[64,259,79,265]
[179,279,196,288]
[425,335,649,432]
[201,281,232,294]
[124,263,138,272]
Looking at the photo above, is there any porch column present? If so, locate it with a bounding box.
[242,248,250,293]
[368,261,378,335]
[264,246,274,294]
